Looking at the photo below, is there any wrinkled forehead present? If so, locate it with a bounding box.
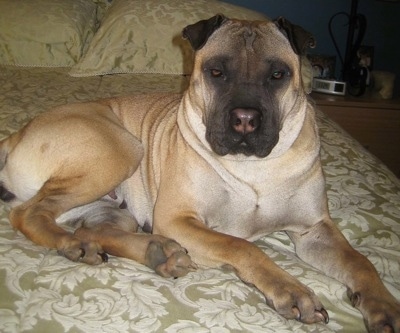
[196,19,297,63]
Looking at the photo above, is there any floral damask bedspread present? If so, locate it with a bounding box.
[0,67,399,333]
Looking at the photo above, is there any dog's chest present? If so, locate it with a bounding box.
[205,187,286,239]
[200,157,306,239]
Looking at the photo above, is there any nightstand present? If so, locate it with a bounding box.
[311,92,400,178]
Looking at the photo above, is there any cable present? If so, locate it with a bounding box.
[328,11,348,68]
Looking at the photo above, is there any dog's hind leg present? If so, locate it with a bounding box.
[9,176,114,265]
[4,103,145,264]
[8,147,143,265]
[70,202,197,277]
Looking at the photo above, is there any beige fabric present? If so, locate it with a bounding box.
[0,0,97,67]
[70,0,267,76]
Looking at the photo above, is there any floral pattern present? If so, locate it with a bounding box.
[0,66,399,332]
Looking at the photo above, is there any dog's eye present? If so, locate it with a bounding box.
[271,70,286,80]
[210,69,224,78]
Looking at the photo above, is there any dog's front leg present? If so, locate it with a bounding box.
[154,216,329,324]
[288,219,400,332]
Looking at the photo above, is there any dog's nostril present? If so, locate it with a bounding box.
[230,108,261,135]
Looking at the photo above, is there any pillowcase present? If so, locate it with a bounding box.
[0,0,97,67]
[70,0,267,76]
[91,0,113,23]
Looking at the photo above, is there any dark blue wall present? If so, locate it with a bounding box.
[224,0,400,96]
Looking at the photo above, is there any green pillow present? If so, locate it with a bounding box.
[0,0,97,67]
[70,0,267,76]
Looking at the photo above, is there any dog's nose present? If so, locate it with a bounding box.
[230,108,261,135]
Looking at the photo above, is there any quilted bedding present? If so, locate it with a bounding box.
[0,66,399,333]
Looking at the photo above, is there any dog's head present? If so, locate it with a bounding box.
[183,15,315,158]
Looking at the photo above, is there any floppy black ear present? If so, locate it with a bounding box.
[274,17,316,54]
[182,14,227,51]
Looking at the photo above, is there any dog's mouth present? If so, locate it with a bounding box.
[206,107,280,158]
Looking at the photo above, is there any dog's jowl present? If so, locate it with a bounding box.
[0,15,399,332]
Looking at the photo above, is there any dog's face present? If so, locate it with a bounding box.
[183,16,314,158]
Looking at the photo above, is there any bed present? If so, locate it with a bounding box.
[0,1,399,332]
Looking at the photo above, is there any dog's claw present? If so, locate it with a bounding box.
[350,291,361,307]
[292,306,329,324]
[79,248,86,259]
[316,308,329,324]
[292,306,301,321]
[80,248,108,263]
[100,252,108,263]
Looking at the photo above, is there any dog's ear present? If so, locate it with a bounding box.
[274,17,316,55]
[182,14,227,51]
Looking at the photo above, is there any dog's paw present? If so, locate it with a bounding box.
[145,238,198,278]
[264,281,329,325]
[57,236,108,265]
[351,291,400,333]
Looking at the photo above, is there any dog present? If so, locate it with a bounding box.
[0,15,399,332]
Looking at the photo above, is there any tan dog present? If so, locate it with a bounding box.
[0,15,399,332]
